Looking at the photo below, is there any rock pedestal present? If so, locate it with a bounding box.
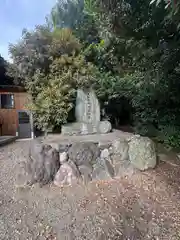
[61,89,112,135]
[23,134,157,187]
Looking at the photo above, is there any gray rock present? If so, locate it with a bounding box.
[112,138,129,163]
[92,158,114,180]
[49,143,59,151]
[100,148,110,159]
[113,160,132,176]
[98,141,112,150]
[78,163,93,175]
[92,169,112,180]
[25,142,60,186]
[60,152,68,164]
[78,164,93,184]
[59,143,72,153]
[54,160,81,187]
[104,159,115,177]
[109,147,113,155]
[68,142,100,166]
[98,121,112,134]
[91,158,104,179]
[128,135,157,170]
[61,121,112,136]
[61,122,97,136]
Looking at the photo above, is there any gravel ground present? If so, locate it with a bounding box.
[1,140,180,240]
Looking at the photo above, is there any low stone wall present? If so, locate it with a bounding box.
[52,135,157,187]
[24,135,157,187]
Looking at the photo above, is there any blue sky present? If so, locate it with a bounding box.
[0,0,57,61]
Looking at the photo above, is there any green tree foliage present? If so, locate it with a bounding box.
[47,0,99,45]
[8,25,53,84]
[0,55,6,84]
[47,0,84,29]
[9,26,99,131]
[82,0,180,147]
[30,54,98,131]
[8,27,81,93]
[30,63,75,131]
[0,55,16,85]
[150,0,180,27]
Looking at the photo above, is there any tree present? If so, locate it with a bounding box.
[9,26,99,131]
[8,25,54,84]
[82,0,180,147]
[47,0,100,45]
[0,55,6,83]
[47,0,84,29]
[0,55,16,85]
[30,54,98,131]
[8,26,81,93]
[150,0,180,27]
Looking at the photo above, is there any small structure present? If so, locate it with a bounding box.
[0,85,34,139]
[61,88,112,135]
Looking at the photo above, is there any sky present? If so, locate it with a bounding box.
[0,0,57,62]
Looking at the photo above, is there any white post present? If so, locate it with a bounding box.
[30,112,34,139]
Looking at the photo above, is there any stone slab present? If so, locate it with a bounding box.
[61,121,112,136]
[42,130,132,146]
[61,122,97,136]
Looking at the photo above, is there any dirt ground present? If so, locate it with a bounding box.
[1,140,180,240]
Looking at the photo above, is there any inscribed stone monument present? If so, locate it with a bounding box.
[75,89,100,124]
[61,88,112,135]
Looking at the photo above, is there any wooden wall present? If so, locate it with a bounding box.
[0,90,31,136]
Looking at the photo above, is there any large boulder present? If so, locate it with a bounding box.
[68,142,100,166]
[25,142,60,187]
[128,135,157,170]
[54,160,81,187]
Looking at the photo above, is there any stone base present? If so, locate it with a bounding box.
[41,132,157,186]
[61,121,112,136]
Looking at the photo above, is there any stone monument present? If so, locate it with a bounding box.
[75,89,100,124]
[61,88,112,135]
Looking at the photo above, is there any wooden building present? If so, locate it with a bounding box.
[0,85,34,138]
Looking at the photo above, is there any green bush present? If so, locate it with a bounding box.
[156,125,180,149]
